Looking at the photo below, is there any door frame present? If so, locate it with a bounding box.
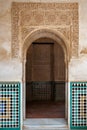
[22,28,70,127]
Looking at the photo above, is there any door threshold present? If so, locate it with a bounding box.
[23,118,68,129]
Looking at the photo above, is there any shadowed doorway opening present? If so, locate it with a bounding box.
[26,38,65,118]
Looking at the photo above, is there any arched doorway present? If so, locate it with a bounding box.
[26,38,66,118]
[22,28,69,126]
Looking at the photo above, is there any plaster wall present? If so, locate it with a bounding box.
[0,0,87,81]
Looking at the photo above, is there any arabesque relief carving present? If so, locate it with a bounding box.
[11,2,78,59]
[80,48,87,54]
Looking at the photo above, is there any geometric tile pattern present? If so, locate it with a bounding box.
[70,82,87,129]
[0,83,20,130]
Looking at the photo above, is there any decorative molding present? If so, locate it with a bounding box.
[11,2,79,58]
[80,48,87,54]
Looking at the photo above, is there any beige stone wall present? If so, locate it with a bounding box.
[0,0,87,81]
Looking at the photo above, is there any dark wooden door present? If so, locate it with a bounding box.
[31,43,54,101]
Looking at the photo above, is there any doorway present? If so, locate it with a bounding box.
[26,38,65,118]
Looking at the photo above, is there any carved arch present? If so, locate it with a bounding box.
[22,28,70,62]
[22,28,69,119]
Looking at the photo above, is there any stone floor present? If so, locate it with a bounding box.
[23,118,68,130]
[26,101,65,118]
[24,101,67,129]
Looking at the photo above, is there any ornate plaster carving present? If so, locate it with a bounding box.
[11,2,78,59]
[80,48,87,54]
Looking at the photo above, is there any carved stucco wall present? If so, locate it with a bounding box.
[11,2,78,59]
[0,0,87,81]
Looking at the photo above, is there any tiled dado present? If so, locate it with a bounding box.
[70,82,87,129]
[1,81,87,130]
[0,82,20,130]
